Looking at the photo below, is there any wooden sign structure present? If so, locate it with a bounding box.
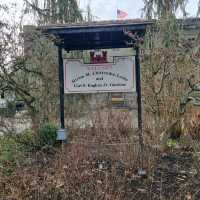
[41,19,152,168]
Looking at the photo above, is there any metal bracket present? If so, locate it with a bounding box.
[123,29,144,48]
[54,35,65,47]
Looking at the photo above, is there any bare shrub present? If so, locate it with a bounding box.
[188,113,200,141]
[0,109,159,199]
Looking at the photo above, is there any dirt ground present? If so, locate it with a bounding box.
[1,141,200,200]
[1,123,200,200]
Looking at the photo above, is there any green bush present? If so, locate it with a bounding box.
[38,123,57,146]
[0,135,25,175]
[0,136,23,163]
[0,129,38,175]
[0,125,58,176]
[167,138,178,147]
[14,129,36,151]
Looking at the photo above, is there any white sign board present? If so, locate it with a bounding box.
[64,56,135,93]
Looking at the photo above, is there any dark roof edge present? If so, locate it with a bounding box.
[37,17,200,31]
[38,19,153,30]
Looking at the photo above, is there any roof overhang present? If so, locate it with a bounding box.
[40,19,153,51]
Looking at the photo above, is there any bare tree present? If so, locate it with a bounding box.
[23,0,83,24]
[198,0,200,16]
[142,0,188,19]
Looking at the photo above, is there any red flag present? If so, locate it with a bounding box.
[117,9,128,19]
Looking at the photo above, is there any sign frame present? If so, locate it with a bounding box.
[63,56,136,94]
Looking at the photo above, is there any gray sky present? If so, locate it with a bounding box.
[0,0,199,23]
[80,0,143,20]
[80,0,198,20]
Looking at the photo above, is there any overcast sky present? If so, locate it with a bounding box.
[80,0,143,20]
[80,0,198,20]
[0,0,199,24]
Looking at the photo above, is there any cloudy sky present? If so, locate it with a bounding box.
[79,0,143,20]
[0,0,199,23]
[79,0,198,20]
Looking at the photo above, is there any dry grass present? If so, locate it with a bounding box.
[1,109,200,200]
[0,109,159,200]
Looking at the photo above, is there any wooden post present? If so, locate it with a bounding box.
[135,46,144,168]
[58,46,65,129]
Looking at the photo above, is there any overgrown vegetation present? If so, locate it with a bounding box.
[0,122,58,177]
[0,111,200,199]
